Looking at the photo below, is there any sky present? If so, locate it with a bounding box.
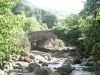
[26,0,86,14]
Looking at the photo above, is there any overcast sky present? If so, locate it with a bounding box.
[26,0,86,13]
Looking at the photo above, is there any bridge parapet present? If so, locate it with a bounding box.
[27,30,56,42]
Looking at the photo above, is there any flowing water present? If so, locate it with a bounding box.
[71,64,100,75]
[48,60,100,75]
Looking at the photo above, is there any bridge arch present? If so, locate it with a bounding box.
[27,30,56,48]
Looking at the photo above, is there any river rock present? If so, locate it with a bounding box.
[19,56,25,61]
[19,72,35,75]
[56,64,73,74]
[50,72,61,75]
[88,56,96,61]
[81,60,95,66]
[14,61,28,69]
[44,54,52,61]
[73,58,82,64]
[29,55,35,60]
[0,69,7,75]
[11,55,19,61]
[35,68,50,75]
[64,59,73,65]
[39,60,43,64]
[27,63,40,72]
[98,60,100,64]
[24,56,33,63]
[43,67,52,73]
[3,62,13,73]
[81,60,88,66]
[42,62,48,66]
[7,72,17,75]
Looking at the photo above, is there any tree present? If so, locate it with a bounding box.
[0,0,15,14]
[0,0,30,62]
[80,0,100,16]
[23,17,48,33]
[12,0,58,28]
[42,13,57,28]
[53,14,81,46]
[79,0,100,55]
[64,14,80,28]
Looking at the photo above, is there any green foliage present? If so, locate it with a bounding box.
[12,0,48,33]
[0,14,31,61]
[0,0,15,14]
[0,0,31,62]
[53,27,67,41]
[53,14,81,46]
[54,0,100,56]
[12,0,32,16]
[23,17,48,33]
[53,0,100,56]
[80,0,100,16]
[51,39,65,47]
[79,0,100,55]
[42,13,58,28]
[64,14,80,28]
[53,27,81,46]
[12,0,58,28]
[0,0,99,62]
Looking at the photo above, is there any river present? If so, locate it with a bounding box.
[48,60,100,75]
[71,64,100,75]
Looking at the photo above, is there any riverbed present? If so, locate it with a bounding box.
[48,60,100,75]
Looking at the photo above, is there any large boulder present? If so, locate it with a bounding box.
[35,68,50,75]
[27,63,40,72]
[42,62,48,66]
[56,64,73,74]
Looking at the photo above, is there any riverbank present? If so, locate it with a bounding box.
[0,48,100,75]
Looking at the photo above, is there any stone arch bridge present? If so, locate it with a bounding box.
[27,30,56,48]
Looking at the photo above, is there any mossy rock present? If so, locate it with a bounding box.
[27,63,40,72]
[24,56,33,63]
[35,68,50,75]
[56,64,73,73]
